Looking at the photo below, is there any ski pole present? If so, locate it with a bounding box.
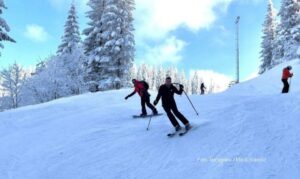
[147,116,152,131]
[289,77,292,92]
[183,89,199,116]
[173,83,199,116]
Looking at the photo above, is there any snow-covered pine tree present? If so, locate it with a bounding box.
[97,0,135,90]
[34,60,46,75]
[178,70,189,93]
[173,67,179,83]
[83,0,135,91]
[25,55,71,103]
[259,0,277,74]
[191,71,200,95]
[166,66,178,83]
[277,0,300,61]
[56,3,86,95]
[57,2,81,55]
[185,79,192,95]
[83,0,105,54]
[147,65,156,90]
[137,63,148,81]
[59,47,86,95]
[129,63,137,80]
[272,24,285,65]
[151,66,158,90]
[156,65,166,90]
[0,63,26,108]
[83,0,106,92]
[0,0,15,55]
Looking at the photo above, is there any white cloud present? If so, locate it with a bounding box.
[134,0,234,65]
[138,36,187,64]
[135,0,234,41]
[24,24,49,42]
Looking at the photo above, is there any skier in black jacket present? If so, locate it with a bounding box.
[154,77,191,131]
[200,83,206,95]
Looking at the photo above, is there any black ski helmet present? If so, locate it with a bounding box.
[287,66,292,70]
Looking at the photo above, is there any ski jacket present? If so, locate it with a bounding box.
[126,80,148,99]
[134,80,146,97]
[155,84,183,107]
[282,68,293,80]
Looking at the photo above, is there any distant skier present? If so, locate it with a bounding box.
[125,79,158,117]
[154,77,191,132]
[200,82,206,95]
[281,66,293,93]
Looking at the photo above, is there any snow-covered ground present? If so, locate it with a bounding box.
[0,60,300,179]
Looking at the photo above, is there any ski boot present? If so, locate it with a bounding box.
[140,113,147,118]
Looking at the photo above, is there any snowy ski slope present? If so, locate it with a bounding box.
[0,60,300,179]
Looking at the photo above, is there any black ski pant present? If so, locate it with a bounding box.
[282,79,289,93]
[201,90,205,95]
[163,102,189,127]
[141,95,156,115]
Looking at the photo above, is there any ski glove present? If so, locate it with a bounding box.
[153,100,158,106]
[179,84,184,90]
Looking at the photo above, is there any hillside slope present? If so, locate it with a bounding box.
[0,60,299,179]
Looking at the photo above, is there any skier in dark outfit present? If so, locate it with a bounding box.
[125,79,158,117]
[281,66,293,93]
[200,82,206,95]
[154,77,191,131]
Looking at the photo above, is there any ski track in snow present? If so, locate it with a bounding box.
[0,60,300,179]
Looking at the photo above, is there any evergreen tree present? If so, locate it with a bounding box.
[278,0,300,61]
[148,65,156,90]
[0,0,15,55]
[156,65,166,90]
[272,24,285,65]
[191,71,200,94]
[137,63,148,81]
[57,3,81,55]
[83,0,135,91]
[0,63,26,108]
[97,0,135,90]
[83,0,106,92]
[185,79,192,95]
[56,3,86,95]
[59,47,87,95]
[129,63,137,80]
[259,0,277,74]
[166,66,178,82]
[83,0,106,55]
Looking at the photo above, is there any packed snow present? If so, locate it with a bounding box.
[0,60,300,179]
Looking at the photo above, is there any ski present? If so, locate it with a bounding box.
[167,132,178,137]
[179,125,195,136]
[167,125,194,137]
[132,113,163,119]
[167,129,182,137]
[179,130,189,136]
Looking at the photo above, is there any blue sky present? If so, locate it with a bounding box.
[0,0,281,80]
